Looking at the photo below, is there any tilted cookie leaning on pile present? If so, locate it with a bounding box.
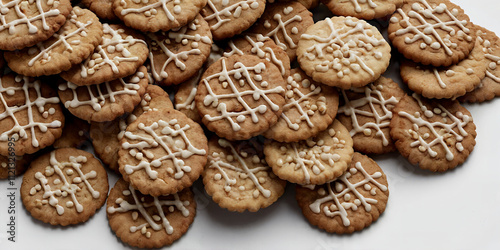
[0,0,497,247]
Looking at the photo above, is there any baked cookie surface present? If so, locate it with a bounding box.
[321,0,403,20]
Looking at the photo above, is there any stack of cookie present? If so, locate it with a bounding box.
[0,0,498,248]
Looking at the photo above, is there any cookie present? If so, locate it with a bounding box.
[148,14,213,86]
[265,119,354,185]
[224,33,291,77]
[460,26,500,103]
[53,113,90,149]
[195,54,287,141]
[203,137,286,212]
[81,0,118,20]
[390,93,476,172]
[58,66,148,122]
[0,0,72,51]
[337,76,406,154]
[118,108,208,196]
[388,0,476,67]
[4,7,103,77]
[113,0,207,32]
[107,178,196,248]
[321,0,404,20]
[297,16,391,89]
[201,0,266,40]
[0,73,64,156]
[296,152,389,234]
[21,148,109,226]
[250,1,314,61]
[263,68,339,142]
[60,23,148,86]
[400,32,487,99]
[0,154,31,179]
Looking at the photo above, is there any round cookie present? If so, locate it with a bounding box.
[388,0,476,67]
[250,1,314,61]
[112,0,207,32]
[201,0,266,40]
[400,33,487,99]
[263,68,339,142]
[321,0,404,20]
[60,23,149,86]
[58,66,148,122]
[296,152,389,234]
[0,154,31,179]
[81,0,118,20]
[297,16,391,89]
[195,54,287,141]
[21,148,109,226]
[203,137,287,212]
[107,178,196,248]
[337,76,406,154]
[0,0,72,51]
[390,93,476,172]
[118,108,208,196]
[147,14,212,86]
[53,113,90,149]
[4,7,103,77]
[265,119,354,185]
[0,73,64,156]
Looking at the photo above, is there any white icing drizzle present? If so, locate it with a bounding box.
[433,68,448,89]
[0,75,61,147]
[262,5,303,51]
[208,139,271,198]
[392,0,472,55]
[119,0,181,20]
[341,0,378,12]
[59,70,145,112]
[80,24,147,78]
[107,184,190,235]
[201,57,285,131]
[0,0,61,35]
[28,9,91,66]
[338,83,398,146]
[300,17,386,78]
[148,18,212,82]
[481,33,500,83]
[175,69,203,111]
[203,0,260,30]
[30,151,100,215]
[398,93,471,161]
[121,119,206,180]
[309,161,387,226]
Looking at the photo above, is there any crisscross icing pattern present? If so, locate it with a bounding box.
[203,0,261,30]
[341,0,378,12]
[119,0,181,20]
[0,0,61,34]
[481,32,500,83]
[309,161,387,226]
[262,5,302,51]
[0,75,61,147]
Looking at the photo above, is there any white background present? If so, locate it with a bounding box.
[1,0,500,249]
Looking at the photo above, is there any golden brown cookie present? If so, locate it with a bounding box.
[21,148,109,226]
[53,113,90,149]
[321,0,404,20]
[195,54,287,141]
[203,137,286,212]
[0,154,31,179]
[297,16,391,89]
[0,73,64,156]
[265,119,354,185]
[107,178,196,248]
[296,152,389,234]
[263,68,339,142]
[81,0,118,20]
[388,0,476,67]
[118,108,208,196]
[337,76,405,154]
[390,93,476,172]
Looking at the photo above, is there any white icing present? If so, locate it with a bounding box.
[262,6,303,51]
[341,0,378,12]
[119,0,181,21]
[0,0,61,35]
[204,0,260,30]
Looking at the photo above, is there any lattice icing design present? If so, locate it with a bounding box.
[208,139,271,198]
[118,0,182,20]
[80,24,147,78]
[121,119,206,180]
[398,93,471,161]
[27,8,92,66]
[261,5,303,51]
[300,17,386,78]
[481,32,500,84]
[59,70,145,111]
[338,83,398,146]
[0,75,61,147]
[201,58,285,131]
[107,184,190,237]
[29,151,101,215]
[0,0,61,35]
[309,161,387,226]
[148,18,212,82]
[390,0,473,55]
[203,0,261,30]
[343,0,378,12]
